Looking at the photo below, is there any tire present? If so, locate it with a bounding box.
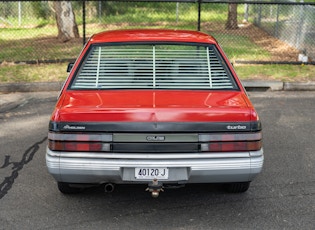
[57,182,82,194]
[225,182,250,193]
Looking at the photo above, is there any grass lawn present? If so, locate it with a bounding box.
[0,3,314,84]
[0,23,314,83]
[234,64,315,82]
[0,63,67,83]
[0,62,314,83]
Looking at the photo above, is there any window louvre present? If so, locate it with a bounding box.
[72,44,236,90]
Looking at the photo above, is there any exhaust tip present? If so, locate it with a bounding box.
[104,183,115,193]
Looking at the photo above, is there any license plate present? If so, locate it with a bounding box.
[135,167,169,180]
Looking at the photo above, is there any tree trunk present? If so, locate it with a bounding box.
[226,3,239,30]
[53,1,79,42]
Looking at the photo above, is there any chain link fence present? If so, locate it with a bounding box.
[249,2,315,63]
[1,0,314,64]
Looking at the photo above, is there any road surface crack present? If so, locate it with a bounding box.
[0,136,47,199]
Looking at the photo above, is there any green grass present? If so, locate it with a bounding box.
[213,33,271,61]
[0,63,68,83]
[0,2,314,83]
[0,2,270,62]
[0,24,271,62]
[234,64,315,82]
[0,26,57,40]
[0,38,82,61]
[0,63,314,83]
[0,26,83,61]
[0,2,284,63]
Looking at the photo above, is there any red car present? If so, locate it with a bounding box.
[46,29,263,197]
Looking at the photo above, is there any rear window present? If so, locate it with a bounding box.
[70,43,238,90]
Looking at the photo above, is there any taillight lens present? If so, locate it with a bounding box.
[48,132,112,152]
[48,140,110,152]
[201,141,262,152]
[200,132,262,152]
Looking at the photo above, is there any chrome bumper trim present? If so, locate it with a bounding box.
[46,148,263,184]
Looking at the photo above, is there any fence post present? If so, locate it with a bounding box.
[197,0,201,31]
[82,0,86,46]
[244,4,249,22]
[18,1,21,27]
[296,3,305,50]
[275,4,280,38]
[98,1,102,23]
[176,2,179,23]
[258,4,262,26]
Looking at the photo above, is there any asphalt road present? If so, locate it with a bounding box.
[0,91,314,230]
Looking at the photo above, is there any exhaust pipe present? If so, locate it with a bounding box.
[104,183,115,193]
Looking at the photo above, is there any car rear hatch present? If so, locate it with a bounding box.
[49,90,261,153]
[54,90,253,123]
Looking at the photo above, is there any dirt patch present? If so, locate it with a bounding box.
[203,22,300,62]
[240,23,300,62]
[35,36,82,45]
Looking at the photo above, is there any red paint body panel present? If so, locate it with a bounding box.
[52,90,255,122]
[89,29,218,44]
[52,29,258,124]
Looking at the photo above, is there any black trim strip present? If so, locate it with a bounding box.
[113,143,199,153]
[49,121,262,133]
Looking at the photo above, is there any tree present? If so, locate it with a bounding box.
[32,2,50,20]
[225,3,238,30]
[53,1,79,42]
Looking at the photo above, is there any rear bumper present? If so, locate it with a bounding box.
[46,148,264,184]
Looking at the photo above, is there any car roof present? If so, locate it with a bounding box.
[89,29,218,44]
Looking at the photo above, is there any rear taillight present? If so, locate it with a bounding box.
[200,140,262,152]
[199,132,262,152]
[48,132,262,153]
[48,140,110,152]
[48,132,112,152]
